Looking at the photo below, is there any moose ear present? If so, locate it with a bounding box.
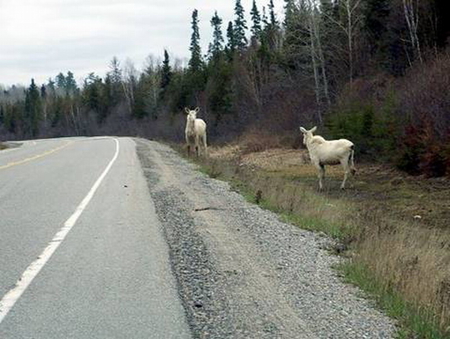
[310,126,317,133]
[299,127,307,133]
[194,107,200,113]
[185,107,190,114]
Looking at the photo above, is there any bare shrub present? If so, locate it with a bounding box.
[396,50,450,177]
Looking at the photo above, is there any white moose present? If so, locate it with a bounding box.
[299,126,356,190]
[185,107,207,157]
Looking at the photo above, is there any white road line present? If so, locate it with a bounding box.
[0,137,120,324]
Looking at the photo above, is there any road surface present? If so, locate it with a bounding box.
[0,137,191,339]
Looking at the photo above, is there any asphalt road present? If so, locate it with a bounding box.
[0,137,191,339]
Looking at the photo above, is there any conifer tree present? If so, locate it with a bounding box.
[268,0,278,28]
[209,11,224,59]
[233,0,248,51]
[189,9,203,72]
[56,73,66,91]
[262,6,269,28]
[283,0,296,29]
[40,84,47,99]
[161,49,172,90]
[226,21,237,54]
[250,0,262,39]
[65,71,78,96]
[25,79,42,137]
[106,56,123,105]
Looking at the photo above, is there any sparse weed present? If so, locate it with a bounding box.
[182,143,450,337]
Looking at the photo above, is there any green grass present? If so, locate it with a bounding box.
[204,165,356,241]
[339,262,445,339]
[278,212,352,239]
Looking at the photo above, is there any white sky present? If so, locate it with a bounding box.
[0,0,284,87]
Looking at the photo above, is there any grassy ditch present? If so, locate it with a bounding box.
[182,144,450,338]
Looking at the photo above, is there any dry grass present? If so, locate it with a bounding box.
[195,144,450,337]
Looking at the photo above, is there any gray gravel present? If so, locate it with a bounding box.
[136,139,396,339]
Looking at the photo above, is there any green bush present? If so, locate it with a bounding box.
[326,102,398,161]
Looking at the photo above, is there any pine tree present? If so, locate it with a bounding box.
[40,84,47,99]
[189,9,203,71]
[24,79,42,137]
[106,56,123,106]
[262,6,269,28]
[161,49,172,90]
[108,57,122,84]
[250,0,262,39]
[56,73,66,91]
[47,78,56,97]
[268,0,278,28]
[233,0,248,51]
[65,71,78,96]
[226,21,237,54]
[283,0,305,55]
[209,11,224,59]
[284,0,296,29]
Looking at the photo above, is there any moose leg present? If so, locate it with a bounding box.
[340,160,350,189]
[203,134,208,157]
[315,163,325,190]
[195,138,199,157]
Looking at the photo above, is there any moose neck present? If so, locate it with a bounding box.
[304,136,315,151]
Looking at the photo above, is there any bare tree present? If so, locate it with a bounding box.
[402,0,423,64]
[122,59,138,114]
[323,0,363,83]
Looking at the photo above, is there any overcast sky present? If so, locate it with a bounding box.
[0,0,284,87]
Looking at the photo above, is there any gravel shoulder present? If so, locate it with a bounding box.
[136,139,396,339]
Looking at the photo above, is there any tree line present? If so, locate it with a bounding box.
[1,0,450,176]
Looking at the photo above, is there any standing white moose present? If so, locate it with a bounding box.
[185,107,208,157]
[299,126,356,190]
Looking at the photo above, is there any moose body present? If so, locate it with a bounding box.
[185,107,207,157]
[300,126,356,190]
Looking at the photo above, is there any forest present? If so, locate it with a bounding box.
[1,0,450,177]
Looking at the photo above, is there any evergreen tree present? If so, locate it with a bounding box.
[161,49,172,90]
[250,0,262,39]
[262,6,269,28]
[83,73,103,113]
[226,21,237,55]
[24,79,42,137]
[268,0,278,28]
[209,11,224,59]
[47,78,56,96]
[233,0,248,51]
[40,84,47,99]
[108,56,122,84]
[65,71,78,96]
[55,73,66,91]
[283,0,306,61]
[189,9,203,72]
[132,74,148,119]
[106,56,123,106]
[283,0,296,29]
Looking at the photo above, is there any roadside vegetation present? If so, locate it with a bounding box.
[185,140,450,338]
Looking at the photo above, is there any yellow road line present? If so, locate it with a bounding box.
[0,141,73,171]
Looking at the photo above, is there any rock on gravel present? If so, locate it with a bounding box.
[135,138,396,339]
